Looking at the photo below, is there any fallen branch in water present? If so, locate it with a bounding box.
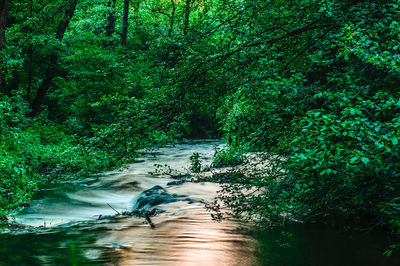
[106,203,121,215]
[102,205,157,229]
[145,215,155,229]
[145,209,156,229]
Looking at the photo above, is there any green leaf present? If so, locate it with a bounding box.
[361,157,369,165]
[350,156,358,163]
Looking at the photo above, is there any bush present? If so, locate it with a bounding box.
[212,146,247,168]
[286,90,400,224]
[0,155,36,213]
[213,90,400,237]
[190,152,202,173]
[0,95,115,214]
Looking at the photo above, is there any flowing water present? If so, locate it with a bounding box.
[0,140,399,265]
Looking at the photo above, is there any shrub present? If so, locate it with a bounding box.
[212,146,247,168]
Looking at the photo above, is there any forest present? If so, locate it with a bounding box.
[0,0,400,262]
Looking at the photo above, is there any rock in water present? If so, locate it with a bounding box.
[132,185,197,212]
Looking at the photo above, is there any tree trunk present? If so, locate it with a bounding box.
[168,0,176,37]
[183,0,191,37]
[120,0,129,46]
[0,0,9,94]
[30,0,78,116]
[105,0,116,37]
[26,1,34,101]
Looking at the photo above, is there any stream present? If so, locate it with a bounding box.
[0,140,399,265]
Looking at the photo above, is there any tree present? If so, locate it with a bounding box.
[121,0,129,46]
[30,0,79,116]
[183,0,191,37]
[168,0,175,37]
[0,0,8,94]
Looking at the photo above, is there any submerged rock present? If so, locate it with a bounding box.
[132,185,198,211]
[166,180,186,186]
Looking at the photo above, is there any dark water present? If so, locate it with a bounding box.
[0,140,399,265]
[253,224,399,266]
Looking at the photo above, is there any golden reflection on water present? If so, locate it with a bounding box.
[98,202,255,266]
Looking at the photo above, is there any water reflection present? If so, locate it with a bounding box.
[102,203,255,266]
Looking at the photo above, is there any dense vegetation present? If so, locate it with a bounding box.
[0,0,399,250]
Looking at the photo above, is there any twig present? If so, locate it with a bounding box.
[144,209,156,229]
[106,203,121,215]
[145,215,155,229]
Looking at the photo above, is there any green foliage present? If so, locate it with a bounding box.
[212,146,247,168]
[287,91,400,221]
[87,93,188,163]
[0,95,35,212]
[189,152,201,173]
[202,0,400,248]
[0,94,118,213]
[0,155,35,212]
